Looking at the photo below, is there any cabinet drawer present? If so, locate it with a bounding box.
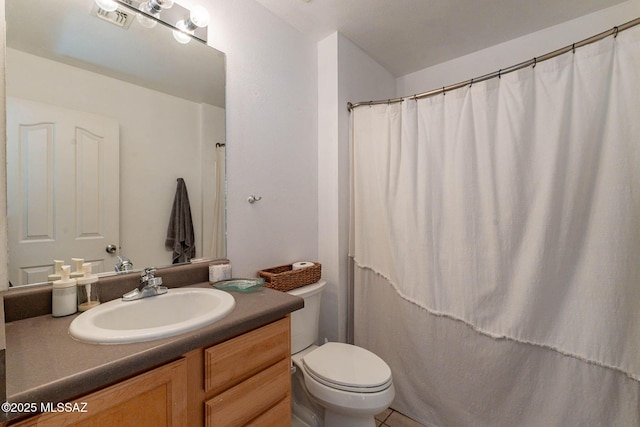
[204,317,289,395]
[205,358,290,427]
[245,396,291,427]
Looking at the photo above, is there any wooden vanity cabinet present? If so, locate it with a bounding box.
[4,316,292,427]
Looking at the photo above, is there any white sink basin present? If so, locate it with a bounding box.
[69,287,235,344]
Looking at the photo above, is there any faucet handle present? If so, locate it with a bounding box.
[141,267,156,278]
[123,267,166,301]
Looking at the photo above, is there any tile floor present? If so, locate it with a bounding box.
[376,408,427,427]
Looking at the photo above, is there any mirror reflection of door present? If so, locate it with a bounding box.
[7,97,120,286]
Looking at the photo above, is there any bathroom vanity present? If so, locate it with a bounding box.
[0,263,303,426]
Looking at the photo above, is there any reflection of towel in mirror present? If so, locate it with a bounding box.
[165,178,196,264]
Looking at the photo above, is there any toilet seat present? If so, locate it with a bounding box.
[302,342,392,393]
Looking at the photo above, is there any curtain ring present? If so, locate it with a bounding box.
[532,57,537,69]
[614,26,619,38]
[469,78,474,88]
[368,101,372,108]
[498,69,502,79]
[572,43,576,54]
[442,87,446,96]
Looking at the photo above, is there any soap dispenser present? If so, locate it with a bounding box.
[47,260,64,282]
[52,265,77,317]
[77,262,100,312]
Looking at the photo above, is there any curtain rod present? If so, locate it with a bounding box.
[347,17,640,111]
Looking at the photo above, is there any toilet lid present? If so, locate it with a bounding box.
[302,342,392,393]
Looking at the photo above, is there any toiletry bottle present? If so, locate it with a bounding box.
[77,262,100,312]
[52,265,78,317]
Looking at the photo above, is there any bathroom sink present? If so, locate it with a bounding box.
[69,288,235,344]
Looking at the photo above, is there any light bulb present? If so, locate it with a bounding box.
[137,2,158,28]
[95,0,118,12]
[189,6,210,28]
[172,21,191,44]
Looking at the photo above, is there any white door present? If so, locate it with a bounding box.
[7,97,120,286]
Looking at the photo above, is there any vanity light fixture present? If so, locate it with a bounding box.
[172,6,210,44]
[100,0,210,43]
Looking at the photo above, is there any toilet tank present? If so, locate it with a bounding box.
[287,281,326,354]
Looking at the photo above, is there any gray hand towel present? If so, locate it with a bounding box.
[165,178,196,263]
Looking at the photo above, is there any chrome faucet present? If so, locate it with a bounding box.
[122,267,168,301]
[115,255,134,274]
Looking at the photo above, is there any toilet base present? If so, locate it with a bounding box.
[292,362,323,427]
[292,413,313,427]
[324,410,376,427]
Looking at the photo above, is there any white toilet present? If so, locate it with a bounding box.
[288,281,395,427]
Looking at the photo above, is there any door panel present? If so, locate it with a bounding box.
[7,97,120,285]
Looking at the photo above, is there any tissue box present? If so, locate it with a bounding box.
[258,262,321,292]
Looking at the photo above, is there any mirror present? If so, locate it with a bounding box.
[5,0,226,286]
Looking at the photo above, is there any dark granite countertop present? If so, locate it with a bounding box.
[3,282,303,421]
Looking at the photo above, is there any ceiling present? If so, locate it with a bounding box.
[255,0,627,77]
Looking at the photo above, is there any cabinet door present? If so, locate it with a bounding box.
[10,359,187,427]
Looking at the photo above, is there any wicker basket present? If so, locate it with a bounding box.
[258,262,321,292]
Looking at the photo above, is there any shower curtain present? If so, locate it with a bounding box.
[209,143,226,258]
[350,26,640,427]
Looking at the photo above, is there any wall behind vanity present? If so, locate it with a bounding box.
[203,0,319,275]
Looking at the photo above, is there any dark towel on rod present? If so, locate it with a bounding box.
[165,178,196,264]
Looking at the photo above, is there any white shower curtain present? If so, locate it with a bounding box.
[351,25,640,426]
[209,144,226,258]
